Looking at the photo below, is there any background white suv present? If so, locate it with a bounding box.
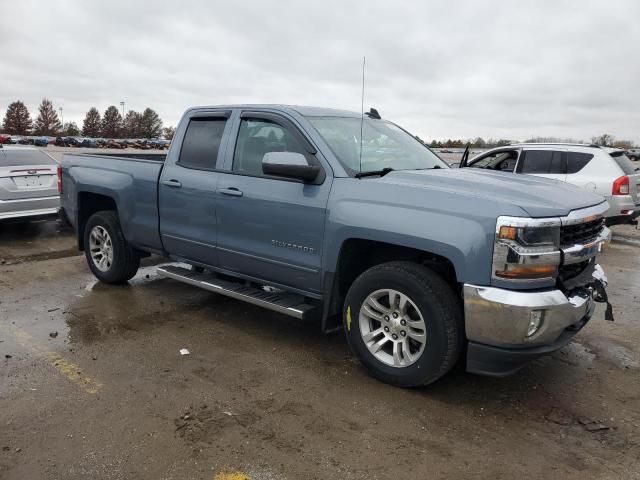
[464,144,640,225]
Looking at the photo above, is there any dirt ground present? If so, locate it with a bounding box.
[0,219,639,480]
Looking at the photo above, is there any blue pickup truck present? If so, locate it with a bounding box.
[59,105,613,387]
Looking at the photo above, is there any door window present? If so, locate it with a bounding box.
[232,118,307,176]
[178,118,228,170]
[520,150,564,174]
[469,150,518,171]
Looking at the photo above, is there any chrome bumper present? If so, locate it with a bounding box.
[464,265,606,348]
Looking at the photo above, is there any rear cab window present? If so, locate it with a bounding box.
[0,150,56,167]
[177,117,228,170]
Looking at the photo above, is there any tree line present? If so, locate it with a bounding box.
[429,135,637,149]
[1,99,175,139]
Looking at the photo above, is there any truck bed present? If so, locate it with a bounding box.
[60,152,165,252]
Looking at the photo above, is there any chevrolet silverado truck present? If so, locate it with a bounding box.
[59,105,612,387]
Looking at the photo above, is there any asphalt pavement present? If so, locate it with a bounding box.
[0,218,639,479]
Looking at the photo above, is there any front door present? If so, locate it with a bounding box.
[159,112,231,266]
[215,112,331,294]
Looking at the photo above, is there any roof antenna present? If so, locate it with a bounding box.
[359,56,365,175]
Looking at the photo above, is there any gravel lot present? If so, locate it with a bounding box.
[0,215,639,479]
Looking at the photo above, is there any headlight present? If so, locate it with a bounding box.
[493,217,561,283]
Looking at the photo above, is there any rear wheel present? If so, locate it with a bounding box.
[343,261,463,387]
[84,210,140,284]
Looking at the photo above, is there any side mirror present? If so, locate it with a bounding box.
[262,152,320,182]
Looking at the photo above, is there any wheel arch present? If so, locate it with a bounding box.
[76,192,118,250]
[321,238,461,333]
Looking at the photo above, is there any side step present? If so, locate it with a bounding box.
[157,265,317,320]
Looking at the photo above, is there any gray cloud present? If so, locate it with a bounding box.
[2,0,639,142]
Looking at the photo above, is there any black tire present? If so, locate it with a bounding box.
[84,210,140,284]
[343,261,464,387]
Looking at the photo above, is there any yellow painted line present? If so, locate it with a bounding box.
[213,472,250,480]
[0,324,103,395]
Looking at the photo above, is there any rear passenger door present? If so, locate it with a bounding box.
[159,111,232,266]
[516,149,566,183]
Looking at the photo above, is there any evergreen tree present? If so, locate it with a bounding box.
[123,110,143,138]
[82,107,102,137]
[101,106,123,138]
[33,98,62,135]
[140,108,163,138]
[63,122,80,136]
[2,100,33,135]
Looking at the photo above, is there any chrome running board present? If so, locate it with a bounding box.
[157,265,316,320]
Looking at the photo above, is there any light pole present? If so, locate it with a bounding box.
[120,101,125,119]
[59,107,63,134]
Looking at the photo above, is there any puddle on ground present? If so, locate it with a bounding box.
[558,341,596,366]
[581,338,640,370]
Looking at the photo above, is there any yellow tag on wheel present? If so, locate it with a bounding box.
[346,306,352,331]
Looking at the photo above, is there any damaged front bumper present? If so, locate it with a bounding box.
[463,265,608,376]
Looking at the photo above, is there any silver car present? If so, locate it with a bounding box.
[0,146,60,220]
[464,144,640,225]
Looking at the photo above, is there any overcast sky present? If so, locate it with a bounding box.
[2,0,639,142]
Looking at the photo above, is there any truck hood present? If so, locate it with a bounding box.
[378,168,605,217]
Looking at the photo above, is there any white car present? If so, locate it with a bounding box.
[464,144,640,225]
[627,148,640,161]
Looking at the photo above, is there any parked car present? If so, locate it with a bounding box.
[60,105,612,387]
[105,139,126,149]
[626,148,640,161]
[463,143,640,226]
[0,146,60,220]
[33,137,49,147]
[79,138,98,148]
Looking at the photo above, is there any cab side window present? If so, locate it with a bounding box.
[520,150,563,174]
[178,118,228,170]
[232,119,307,177]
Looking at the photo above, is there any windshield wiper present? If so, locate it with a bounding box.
[355,167,394,179]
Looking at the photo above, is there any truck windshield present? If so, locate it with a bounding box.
[308,117,447,175]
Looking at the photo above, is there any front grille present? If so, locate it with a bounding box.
[559,260,590,282]
[560,218,604,246]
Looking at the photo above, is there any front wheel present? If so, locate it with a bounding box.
[344,261,463,387]
[84,210,140,284]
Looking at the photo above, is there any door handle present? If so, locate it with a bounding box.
[162,179,182,188]
[220,187,243,197]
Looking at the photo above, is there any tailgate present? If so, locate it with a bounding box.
[0,165,58,201]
